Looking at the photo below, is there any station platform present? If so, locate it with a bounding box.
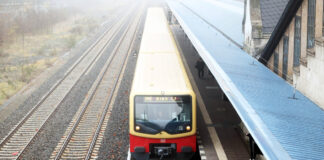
[172,25,250,160]
[167,0,324,159]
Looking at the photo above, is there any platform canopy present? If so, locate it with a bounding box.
[167,0,324,159]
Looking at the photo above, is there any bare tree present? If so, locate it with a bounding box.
[14,11,28,51]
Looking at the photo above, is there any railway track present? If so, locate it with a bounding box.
[50,5,143,160]
[0,8,134,160]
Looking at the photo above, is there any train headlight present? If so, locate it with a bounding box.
[136,125,140,131]
[186,126,191,131]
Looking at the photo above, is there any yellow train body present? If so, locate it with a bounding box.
[129,7,196,139]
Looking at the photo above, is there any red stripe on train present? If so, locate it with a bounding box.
[129,134,196,153]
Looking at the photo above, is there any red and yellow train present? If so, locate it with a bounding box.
[129,7,197,160]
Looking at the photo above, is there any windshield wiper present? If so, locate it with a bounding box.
[136,121,162,134]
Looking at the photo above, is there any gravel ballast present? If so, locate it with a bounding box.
[19,12,134,159]
[96,6,147,160]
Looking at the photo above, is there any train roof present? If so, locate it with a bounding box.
[131,8,193,95]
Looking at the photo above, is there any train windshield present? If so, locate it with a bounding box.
[134,96,192,134]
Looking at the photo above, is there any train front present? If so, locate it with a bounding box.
[129,94,196,160]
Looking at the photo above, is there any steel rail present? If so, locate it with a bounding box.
[52,7,142,160]
[85,9,143,160]
[53,16,133,160]
[0,9,131,160]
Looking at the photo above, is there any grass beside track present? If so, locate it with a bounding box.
[0,16,101,105]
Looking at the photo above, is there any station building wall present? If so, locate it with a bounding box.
[267,0,324,109]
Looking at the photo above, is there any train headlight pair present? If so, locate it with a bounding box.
[136,125,190,131]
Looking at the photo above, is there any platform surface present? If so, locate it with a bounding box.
[172,25,250,160]
[168,0,324,159]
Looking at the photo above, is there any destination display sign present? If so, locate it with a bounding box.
[143,96,183,102]
[135,96,188,104]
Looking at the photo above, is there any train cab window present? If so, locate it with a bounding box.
[134,96,192,134]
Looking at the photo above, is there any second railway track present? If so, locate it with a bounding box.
[50,5,144,160]
[0,6,136,160]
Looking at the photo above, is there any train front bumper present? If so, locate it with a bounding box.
[130,134,196,160]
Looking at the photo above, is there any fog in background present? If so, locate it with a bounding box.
[0,0,132,105]
[53,0,131,16]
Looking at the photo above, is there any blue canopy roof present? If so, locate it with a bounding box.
[167,0,324,159]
